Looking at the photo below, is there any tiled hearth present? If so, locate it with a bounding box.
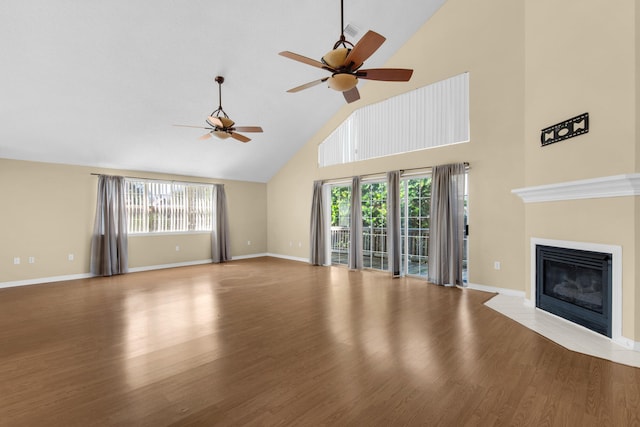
[485,294,640,368]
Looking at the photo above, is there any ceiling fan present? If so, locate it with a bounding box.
[279,0,413,104]
[174,76,263,143]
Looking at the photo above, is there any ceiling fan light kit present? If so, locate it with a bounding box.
[279,0,414,103]
[328,73,358,92]
[213,130,231,139]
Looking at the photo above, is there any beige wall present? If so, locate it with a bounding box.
[268,0,527,291]
[522,0,638,340]
[1,159,95,281]
[0,158,267,283]
[524,0,636,185]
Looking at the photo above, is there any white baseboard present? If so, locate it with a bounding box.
[265,253,309,263]
[129,259,213,273]
[130,253,275,271]
[0,254,271,289]
[0,273,93,289]
[232,253,269,260]
[465,282,526,298]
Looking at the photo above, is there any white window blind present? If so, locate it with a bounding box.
[318,118,356,167]
[318,72,469,167]
[124,179,213,234]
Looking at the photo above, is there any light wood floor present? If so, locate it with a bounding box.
[1,257,639,426]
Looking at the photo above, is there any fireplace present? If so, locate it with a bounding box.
[536,245,612,337]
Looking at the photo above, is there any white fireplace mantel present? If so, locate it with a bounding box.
[512,173,640,203]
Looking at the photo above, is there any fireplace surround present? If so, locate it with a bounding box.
[512,175,637,348]
[530,238,622,343]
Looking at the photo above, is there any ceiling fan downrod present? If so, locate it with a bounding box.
[210,76,229,119]
[333,0,353,50]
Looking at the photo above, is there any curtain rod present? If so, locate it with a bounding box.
[321,162,469,184]
[90,173,218,186]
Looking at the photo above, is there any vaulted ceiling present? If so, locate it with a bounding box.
[0,0,445,182]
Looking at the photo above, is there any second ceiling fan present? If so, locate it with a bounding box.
[279,0,414,104]
[174,76,263,143]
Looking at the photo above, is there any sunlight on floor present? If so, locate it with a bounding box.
[124,282,220,389]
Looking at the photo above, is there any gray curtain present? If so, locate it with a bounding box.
[387,171,401,277]
[428,163,466,286]
[348,176,363,270]
[309,180,326,266]
[212,184,231,263]
[90,175,128,276]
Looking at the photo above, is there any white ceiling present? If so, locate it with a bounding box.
[0,0,445,183]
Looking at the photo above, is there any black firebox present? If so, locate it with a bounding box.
[536,245,612,337]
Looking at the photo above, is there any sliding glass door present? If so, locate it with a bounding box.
[329,181,389,270]
[330,185,351,266]
[328,173,468,281]
[400,177,431,277]
[361,182,388,270]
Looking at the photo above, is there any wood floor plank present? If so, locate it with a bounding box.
[0,257,638,426]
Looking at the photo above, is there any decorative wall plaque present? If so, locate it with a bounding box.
[540,113,589,146]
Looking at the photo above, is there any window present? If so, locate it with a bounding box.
[124,179,213,234]
[319,72,470,167]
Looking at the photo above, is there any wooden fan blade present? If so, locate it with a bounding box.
[173,124,211,129]
[357,68,414,81]
[344,30,386,70]
[279,51,330,70]
[230,132,251,143]
[199,133,212,140]
[286,77,329,93]
[206,116,224,127]
[233,126,263,133]
[343,86,360,104]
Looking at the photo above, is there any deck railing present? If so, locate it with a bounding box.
[331,227,430,251]
[330,226,467,278]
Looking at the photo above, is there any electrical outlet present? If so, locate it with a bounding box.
[298,241,302,247]
[28,257,35,264]
[494,261,501,270]
[13,257,20,265]
[68,254,74,261]
[175,245,180,251]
